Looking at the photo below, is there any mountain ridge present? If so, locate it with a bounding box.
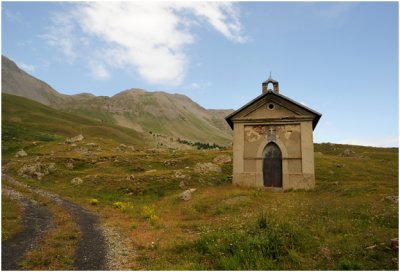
[2,55,233,145]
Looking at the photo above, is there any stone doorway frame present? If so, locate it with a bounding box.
[256,137,288,189]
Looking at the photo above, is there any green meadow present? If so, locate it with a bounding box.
[2,93,398,270]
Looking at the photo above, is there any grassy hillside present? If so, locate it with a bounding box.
[58,90,232,146]
[2,93,152,157]
[3,137,398,269]
[2,56,233,146]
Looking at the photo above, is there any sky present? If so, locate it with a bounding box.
[2,1,399,147]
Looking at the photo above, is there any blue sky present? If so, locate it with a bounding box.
[2,2,398,147]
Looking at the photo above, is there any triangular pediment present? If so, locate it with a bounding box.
[226,91,322,129]
[232,95,312,120]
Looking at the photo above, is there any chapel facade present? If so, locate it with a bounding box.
[225,76,321,190]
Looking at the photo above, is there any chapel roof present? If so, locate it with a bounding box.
[225,90,322,130]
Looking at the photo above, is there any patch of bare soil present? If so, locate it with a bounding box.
[3,175,107,270]
[2,187,52,270]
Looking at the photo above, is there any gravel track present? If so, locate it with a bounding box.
[3,175,107,270]
[2,187,53,270]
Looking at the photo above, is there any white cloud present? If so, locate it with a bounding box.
[338,136,398,148]
[4,8,22,23]
[41,12,79,63]
[42,2,247,85]
[186,81,211,90]
[89,61,110,80]
[17,61,36,73]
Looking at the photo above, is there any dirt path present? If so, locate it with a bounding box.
[2,187,53,270]
[2,175,107,270]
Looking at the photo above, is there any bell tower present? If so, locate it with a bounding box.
[262,73,279,94]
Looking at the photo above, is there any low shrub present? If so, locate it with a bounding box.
[142,205,160,226]
[113,201,125,209]
[90,198,99,205]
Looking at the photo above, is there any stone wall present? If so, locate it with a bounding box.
[232,121,315,190]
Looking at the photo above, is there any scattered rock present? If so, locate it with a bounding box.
[179,180,186,189]
[333,181,339,186]
[329,171,335,175]
[65,162,74,170]
[391,238,398,251]
[70,143,77,147]
[342,149,356,157]
[18,163,55,180]
[65,134,84,144]
[71,177,83,185]
[15,150,28,158]
[194,162,222,173]
[384,196,398,204]
[127,174,135,181]
[86,143,99,148]
[164,159,178,167]
[116,144,135,152]
[174,170,186,179]
[366,245,377,250]
[146,169,157,173]
[213,155,232,165]
[48,163,57,172]
[179,188,196,201]
[336,164,345,168]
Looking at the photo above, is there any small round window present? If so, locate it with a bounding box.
[267,103,275,110]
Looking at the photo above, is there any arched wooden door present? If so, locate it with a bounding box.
[263,142,282,187]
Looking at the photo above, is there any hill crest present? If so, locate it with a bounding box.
[2,55,233,145]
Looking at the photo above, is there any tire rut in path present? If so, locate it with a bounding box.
[2,187,53,270]
[3,175,107,270]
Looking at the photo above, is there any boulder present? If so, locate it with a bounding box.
[342,149,356,157]
[164,159,178,167]
[174,170,186,179]
[71,177,83,185]
[18,163,53,180]
[179,180,187,189]
[15,150,28,158]
[179,188,196,201]
[48,163,57,172]
[127,174,135,181]
[65,162,74,170]
[65,134,84,144]
[213,155,232,165]
[86,143,99,148]
[116,144,135,152]
[194,162,222,173]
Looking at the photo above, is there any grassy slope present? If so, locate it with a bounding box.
[2,93,152,157]
[58,92,232,146]
[3,139,397,270]
[1,94,398,269]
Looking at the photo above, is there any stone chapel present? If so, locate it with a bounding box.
[225,76,321,190]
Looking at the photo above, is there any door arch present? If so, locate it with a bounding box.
[263,142,282,187]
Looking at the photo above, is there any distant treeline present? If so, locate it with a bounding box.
[176,138,223,150]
